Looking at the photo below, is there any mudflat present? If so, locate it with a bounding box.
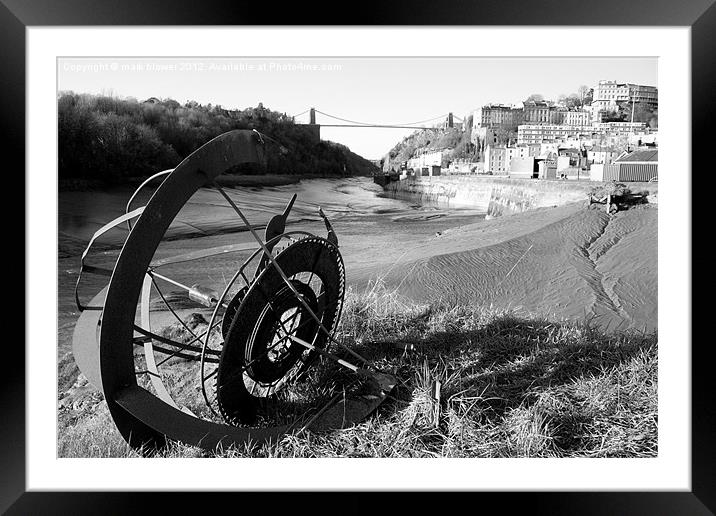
[377,203,657,333]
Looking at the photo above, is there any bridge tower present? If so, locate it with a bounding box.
[305,107,320,143]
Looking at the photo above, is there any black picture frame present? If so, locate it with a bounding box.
[6,0,713,513]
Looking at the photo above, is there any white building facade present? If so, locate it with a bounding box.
[407,150,444,171]
[591,80,658,114]
[518,122,647,145]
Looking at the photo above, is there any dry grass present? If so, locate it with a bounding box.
[58,280,657,458]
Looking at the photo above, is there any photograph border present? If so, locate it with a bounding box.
[6,0,713,512]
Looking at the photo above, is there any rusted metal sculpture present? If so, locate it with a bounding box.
[72,129,395,453]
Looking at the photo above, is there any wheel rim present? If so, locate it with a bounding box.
[216,237,345,425]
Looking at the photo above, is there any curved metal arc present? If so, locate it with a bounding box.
[74,206,145,312]
[140,274,182,411]
[114,384,290,451]
[72,286,108,389]
[125,169,173,231]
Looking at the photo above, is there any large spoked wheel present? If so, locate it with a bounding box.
[88,129,392,455]
[95,130,350,451]
[217,237,345,425]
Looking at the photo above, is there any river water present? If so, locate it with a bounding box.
[58,176,487,310]
[59,176,485,256]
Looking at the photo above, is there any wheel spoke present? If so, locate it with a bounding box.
[134,323,223,356]
[150,275,199,339]
[135,369,162,378]
[216,291,320,401]
[150,242,258,268]
[202,368,218,383]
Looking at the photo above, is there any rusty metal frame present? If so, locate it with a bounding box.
[72,128,394,454]
[97,129,301,451]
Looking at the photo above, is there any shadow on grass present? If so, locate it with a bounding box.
[343,307,657,456]
[58,300,657,457]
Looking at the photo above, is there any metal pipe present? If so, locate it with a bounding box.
[286,335,367,376]
[147,270,228,309]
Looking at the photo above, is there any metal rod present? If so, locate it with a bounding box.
[148,270,229,309]
[150,275,198,340]
[286,335,363,374]
[148,270,192,292]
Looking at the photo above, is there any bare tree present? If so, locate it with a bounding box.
[577,85,593,106]
[566,94,582,109]
[525,93,545,102]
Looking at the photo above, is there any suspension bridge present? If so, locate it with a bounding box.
[289,108,467,182]
[291,107,464,131]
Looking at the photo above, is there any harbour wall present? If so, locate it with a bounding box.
[382,176,657,218]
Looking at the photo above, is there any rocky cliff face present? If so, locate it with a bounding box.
[385,125,475,170]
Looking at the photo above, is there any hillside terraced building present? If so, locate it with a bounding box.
[517,124,591,145]
[472,104,526,152]
[476,104,523,128]
[522,100,560,124]
[562,109,592,126]
[517,122,647,145]
[591,80,658,113]
[592,122,648,136]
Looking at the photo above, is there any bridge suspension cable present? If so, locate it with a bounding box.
[290,108,311,119]
[313,109,449,128]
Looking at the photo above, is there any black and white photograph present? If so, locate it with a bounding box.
[9,15,705,504]
[57,56,660,459]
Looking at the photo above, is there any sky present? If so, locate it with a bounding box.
[58,57,657,160]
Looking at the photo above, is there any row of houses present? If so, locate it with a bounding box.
[470,80,657,150]
[405,150,443,171]
[484,133,652,171]
[474,80,656,132]
[476,101,594,129]
[516,122,648,145]
[475,102,607,135]
[482,146,657,181]
[391,144,656,182]
[475,120,652,146]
